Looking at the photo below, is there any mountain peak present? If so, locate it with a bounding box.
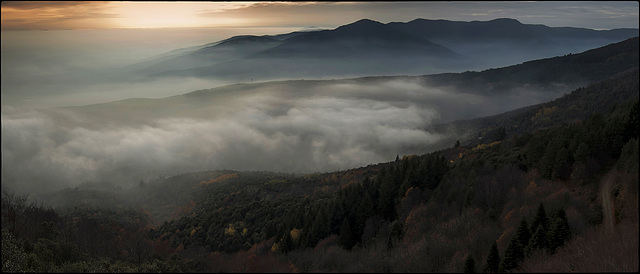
[352,18,383,25]
[486,18,524,25]
[336,18,385,31]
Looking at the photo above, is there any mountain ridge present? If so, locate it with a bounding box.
[136,17,637,81]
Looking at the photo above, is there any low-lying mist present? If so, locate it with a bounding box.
[2,28,593,196]
[1,76,571,195]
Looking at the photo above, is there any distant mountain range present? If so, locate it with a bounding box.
[128,18,638,81]
[59,37,639,133]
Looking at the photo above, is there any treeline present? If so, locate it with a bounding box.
[475,203,572,273]
[151,153,449,253]
[1,193,187,272]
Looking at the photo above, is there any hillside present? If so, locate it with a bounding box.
[432,67,639,148]
[422,36,639,95]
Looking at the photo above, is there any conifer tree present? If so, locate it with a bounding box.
[515,218,531,250]
[464,255,476,273]
[540,137,563,179]
[527,224,548,252]
[483,242,500,273]
[547,208,571,253]
[552,147,571,179]
[531,203,549,232]
[339,218,356,250]
[355,191,374,239]
[500,237,524,272]
[573,142,590,163]
[378,175,399,220]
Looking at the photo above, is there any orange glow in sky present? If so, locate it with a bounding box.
[1,1,261,30]
[111,2,258,29]
[1,1,638,31]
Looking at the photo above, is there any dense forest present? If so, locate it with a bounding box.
[3,63,638,272]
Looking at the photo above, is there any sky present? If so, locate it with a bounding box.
[1,1,639,31]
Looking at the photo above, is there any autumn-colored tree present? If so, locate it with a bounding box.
[278,231,294,254]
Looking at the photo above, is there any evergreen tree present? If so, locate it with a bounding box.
[531,203,549,232]
[515,218,531,250]
[552,147,571,180]
[389,220,403,241]
[378,175,399,220]
[355,191,374,240]
[483,242,500,273]
[617,138,639,173]
[500,237,524,272]
[527,224,548,252]
[339,218,356,250]
[573,142,590,163]
[547,208,571,253]
[540,137,563,179]
[622,101,639,142]
[464,255,476,273]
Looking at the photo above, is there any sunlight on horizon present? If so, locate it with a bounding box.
[111,2,259,29]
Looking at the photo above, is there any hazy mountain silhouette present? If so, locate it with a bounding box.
[254,19,458,58]
[131,18,638,82]
[388,18,539,42]
[148,19,466,80]
[63,37,639,128]
[130,35,282,75]
[388,18,638,69]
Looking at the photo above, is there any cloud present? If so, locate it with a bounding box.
[1,1,119,30]
[2,2,638,30]
[1,80,450,194]
[1,68,578,195]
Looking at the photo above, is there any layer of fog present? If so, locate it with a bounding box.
[0,27,591,195]
[1,27,300,108]
[1,77,571,195]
